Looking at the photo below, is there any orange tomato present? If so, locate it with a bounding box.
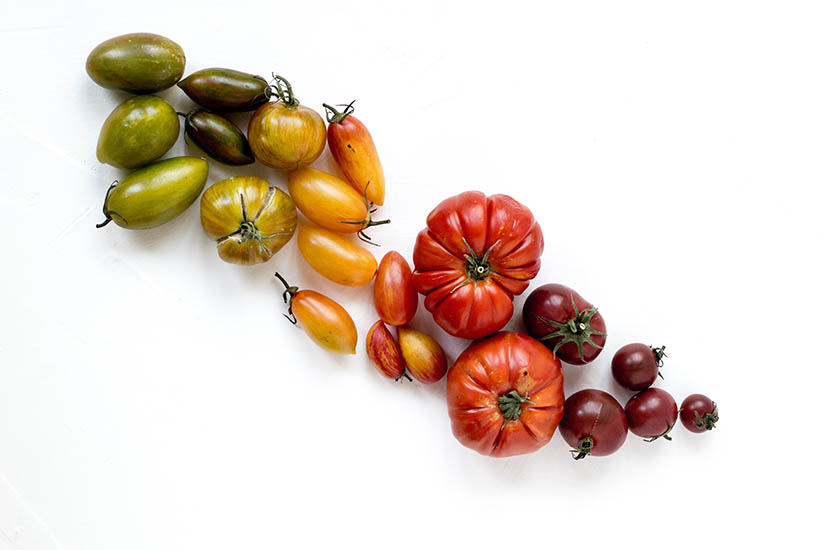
[287,167,389,239]
[324,102,385,205]
[374,251,417,326]
[248,76,326,170]
[297,224,377,286]
[397,327,448,384]
[275,273,356,355]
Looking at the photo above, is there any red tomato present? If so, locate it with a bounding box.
[447,332,564,457]
[411,191,543,339]
[374,251,417,326]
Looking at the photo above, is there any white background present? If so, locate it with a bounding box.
[1,1,822,548]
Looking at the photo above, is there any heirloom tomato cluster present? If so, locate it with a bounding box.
[87,32,718,463]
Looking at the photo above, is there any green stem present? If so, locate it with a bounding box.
[274,272,299,324]
[571,437,594,460]
[497,390,533,424]
[537,295,605,362]
[270,74,300,107]
[323,100,355,123]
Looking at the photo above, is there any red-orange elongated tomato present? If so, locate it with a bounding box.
[275,273,357,355]
[248,75,326,170]
[374,251,417,326]
[365,320,406,380]
[323,102,385,205]
[447,332,564,457]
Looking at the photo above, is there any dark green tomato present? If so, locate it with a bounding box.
[177,68,270,112]
[182,109,254,165]
[86,33,185,93]
[96,95,180,169]
[97,157,209,230]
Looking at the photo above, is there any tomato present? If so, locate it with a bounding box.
[374,251,417,326]
[275,273,356,355]
[560,389,628,459]
[297,225,377,286]
[324,102,385,205]
[611,343,666,390]
[679,394,718,433]
[396,327,447,384]
[200,176,297,265]
[287,167,389,241]
[447,332,564,457]
[624,388,678,442]
[366,321,407,380]
[411,191,543,340]
[522,283,607,365]
[248,75,326,170]
[180,108,254,166]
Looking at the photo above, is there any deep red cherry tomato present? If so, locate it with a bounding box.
[412,191,543,340]
[625,388,678,442]
[447,332,564,457]
[680,394,719,433]
[522,283,607,365]
[611,343,667,390]
[560,389,628,459]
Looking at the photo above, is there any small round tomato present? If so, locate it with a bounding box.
[374,251,417,326]
[275,273,356,354]
[412,191,543,339]
[625,388,678,442]
[396,327,447,384]
[297,225,377,286]
[248,75,326,170]
[560,389,628,459]
[447,332,564,457]
[287,167,389,241]
[612,343,667,390]
[324,101,385,205]
[201,177,297,265]
[680,394,719,433]
[523,283,607,365]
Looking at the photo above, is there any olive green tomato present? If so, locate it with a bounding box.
[178,68,270,112]
[96,96,179,169]
[97,157,208,230]
[86,32,185,93]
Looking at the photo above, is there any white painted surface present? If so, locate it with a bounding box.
[1,1,821,548]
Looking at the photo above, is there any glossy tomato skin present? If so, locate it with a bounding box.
[297,225,377,286]
[248,102,326,170]
[366,321,406,379]
[374,251,417,326]
[680,394,719,433]
[612,343,663,390]
[291,289,357,354]
[287,167,370,234]
[447,332,564,457]
[397,327,447,384]
[412,191,543,340]
[326,108,385,205]
[522,283,607,365]
[560,389,628,459]
[625,388,678,441]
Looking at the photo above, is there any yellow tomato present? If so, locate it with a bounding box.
[200,176,297,265]
[297,224,377,286]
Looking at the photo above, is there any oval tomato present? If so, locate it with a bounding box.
[411,191,543,339]
[297,224,377,286]
[374,251,417,326]
[447,332,564,457]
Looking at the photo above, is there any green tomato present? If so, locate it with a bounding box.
[97,157,209,230]
[96,96,180,169]
[86,33,185,94]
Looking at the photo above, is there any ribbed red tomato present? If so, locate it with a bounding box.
[447,332,564,457]
[412,191,543,339]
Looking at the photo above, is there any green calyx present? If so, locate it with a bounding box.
[644,423,675,443]
[651,345,667,379]
[497,390,533,424]
[274,272,299,324]
[323,100,355,124]
[571,437,594,460]
[270,74,299,107]
[694,402,719,431]
[96,180,127,228]
[338,182,390,246]
[538,296,605,362]
[447,239,500,296]
[220,191,291,261]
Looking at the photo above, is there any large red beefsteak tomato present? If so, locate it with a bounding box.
[447,332,564,457]
[411,191,543,339]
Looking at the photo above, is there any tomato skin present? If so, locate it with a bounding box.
[396,327,447,384]
[447,332,564,457]
[625,388,678,441]
[522,283,607,365]
[297,225,377,286]
[291,289,357,354]
[611,343,665,390]
[287,167,370,233]
[412,191,543,339]
[560,389,628,459]
[679,394,718,433]
[374,251,418,326]
[366,321,406,379]
[326,107,385,205]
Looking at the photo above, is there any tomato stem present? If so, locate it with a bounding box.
[269,74,300,107]
[323,101,355,123]
[274,272,300,324]
[651,345,667,378]
[96,180,127,229]
[537,294,605,362]
[497,390,533,424]
[692,402,719,431]
[643,422,675,442]
[571,437,594,460]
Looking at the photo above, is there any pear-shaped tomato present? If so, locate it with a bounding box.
[200,176,297,265]
[297,225,377,286]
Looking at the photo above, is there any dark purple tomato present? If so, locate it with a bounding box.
[680,394,718,433]
[611,343,667,391]
[522,283,607,365]
[560,389,628,459]
[625,388,678,442]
